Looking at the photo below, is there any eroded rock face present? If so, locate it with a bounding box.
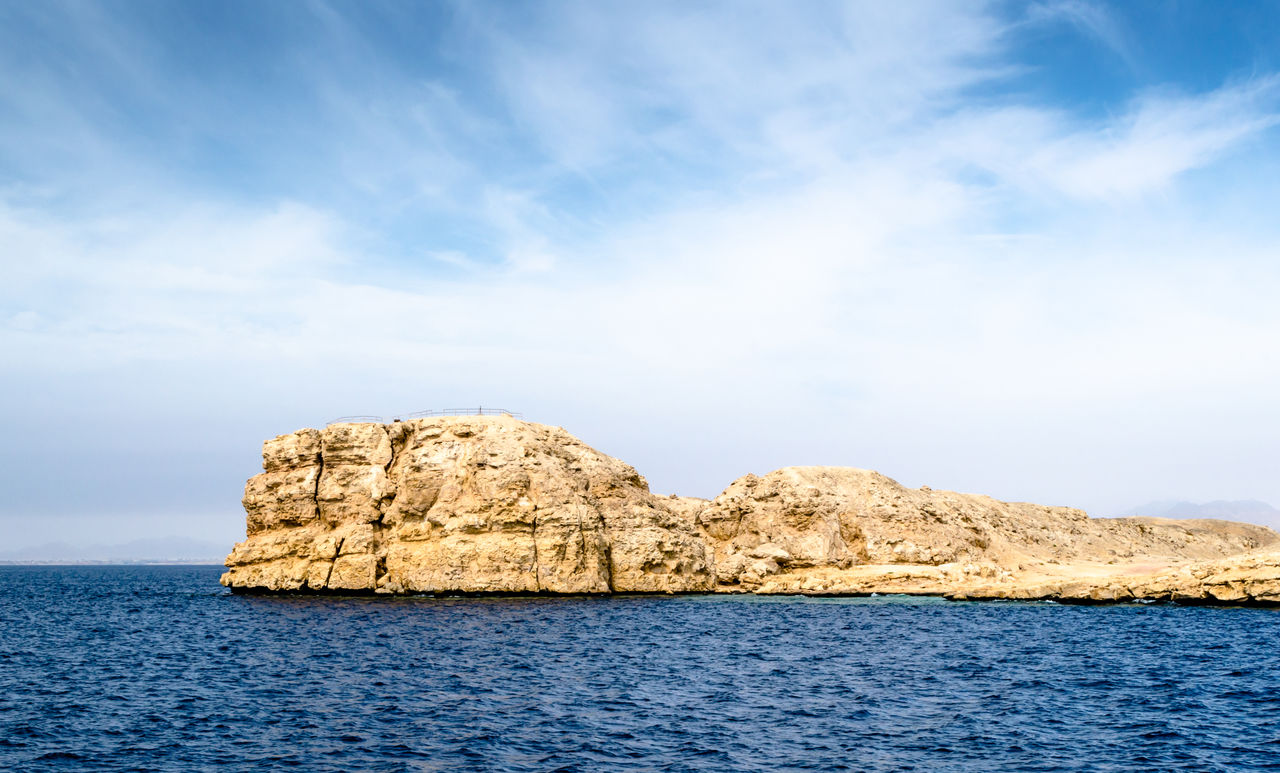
[221,417,714,594]
[223,419,1280,604]
[697,467,1278,591]
[241,429,322,533]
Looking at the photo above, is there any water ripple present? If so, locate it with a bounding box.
[1,566,1279,771]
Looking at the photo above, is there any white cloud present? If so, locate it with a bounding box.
[2,1,1280,541]
[1026,79,1280,199]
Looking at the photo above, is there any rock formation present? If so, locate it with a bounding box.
[948,545,1280,605]
[223,417,1280,604]
[697,466,1277,597]
[223,416,713,594]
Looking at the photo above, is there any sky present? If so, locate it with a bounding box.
[3,0,1280,551]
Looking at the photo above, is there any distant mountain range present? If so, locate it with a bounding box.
[1118,500,1280,528]
[0,537,227,564]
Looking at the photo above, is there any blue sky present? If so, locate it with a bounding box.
[3,1,1280,550]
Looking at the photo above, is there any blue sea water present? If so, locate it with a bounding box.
[1,566,1279,772]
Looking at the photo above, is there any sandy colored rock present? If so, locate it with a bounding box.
[242,429,322,533]
[224,418,1280,605]
[960,545,1280,605]
[697,466,1276,594]
[315,423,394,526]
[222,416,713,594]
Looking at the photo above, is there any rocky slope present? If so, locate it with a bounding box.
[223,417,1280,604]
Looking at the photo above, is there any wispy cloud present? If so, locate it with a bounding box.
[1023,77,1280,199]
[1027,0,1137,67]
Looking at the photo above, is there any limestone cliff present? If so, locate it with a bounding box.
[223,416,713,593]
[223,417,1280,604]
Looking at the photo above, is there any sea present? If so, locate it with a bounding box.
[1,565,1278,772]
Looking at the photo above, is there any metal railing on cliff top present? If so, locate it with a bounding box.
[326,407,523,425]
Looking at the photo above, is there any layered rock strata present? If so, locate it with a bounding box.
[223,417,1280,604]
[947,546,1280,605]
[223,416,713,594]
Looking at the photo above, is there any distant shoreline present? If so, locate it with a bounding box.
[0,560,225,566]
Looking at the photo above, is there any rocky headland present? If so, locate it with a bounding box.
[222,416,1280,605]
